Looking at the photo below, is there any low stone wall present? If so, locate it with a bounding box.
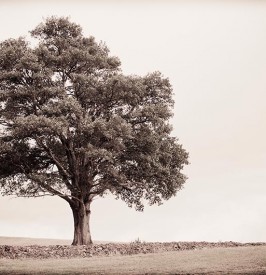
[0,241,265,259]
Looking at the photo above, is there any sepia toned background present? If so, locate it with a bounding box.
[0,0,265,243]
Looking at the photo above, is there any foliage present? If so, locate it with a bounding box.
[0,16,189,212]
[131,237,144,244]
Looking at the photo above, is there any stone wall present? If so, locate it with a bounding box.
[1,242,265,259]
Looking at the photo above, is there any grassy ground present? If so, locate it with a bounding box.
[0,245,266,274]
[0,236,72,246]
[0,236,111,246]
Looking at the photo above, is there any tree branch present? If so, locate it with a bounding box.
[30,177,72,203]
[35,137,74,191]
[10,193,56,199]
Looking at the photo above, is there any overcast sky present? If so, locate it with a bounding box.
[0,0,265,243]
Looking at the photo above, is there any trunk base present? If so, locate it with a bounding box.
[71,203,92,245]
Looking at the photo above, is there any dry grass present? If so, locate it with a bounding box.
[0,236,72,246]
[0,245,266,274]
[0,236,112,246]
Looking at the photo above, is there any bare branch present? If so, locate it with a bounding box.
[10,193,55,199]
[25,173,72,204]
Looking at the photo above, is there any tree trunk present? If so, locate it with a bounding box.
[70,201,92,245]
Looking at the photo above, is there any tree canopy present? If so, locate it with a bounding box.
[0,17,189,244]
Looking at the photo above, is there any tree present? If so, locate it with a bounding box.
[0,17,189,245]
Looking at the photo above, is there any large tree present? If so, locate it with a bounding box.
[0,17,189,245]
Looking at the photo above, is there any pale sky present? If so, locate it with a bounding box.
[0,0,265,243]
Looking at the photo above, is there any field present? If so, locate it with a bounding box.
[0,237,266,274]
[0,236,72,246]
[0,236,110,246]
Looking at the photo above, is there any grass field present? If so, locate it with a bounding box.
[0,236,72,246]
[0,236,112,246]
[0,245,266,274]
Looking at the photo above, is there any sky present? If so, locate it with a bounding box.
[0,0,265,243]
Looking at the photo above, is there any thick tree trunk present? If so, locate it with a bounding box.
[70,202,92,245]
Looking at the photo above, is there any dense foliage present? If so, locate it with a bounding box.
[0,17,188,244]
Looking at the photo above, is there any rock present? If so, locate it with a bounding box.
[0,241,265,259]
